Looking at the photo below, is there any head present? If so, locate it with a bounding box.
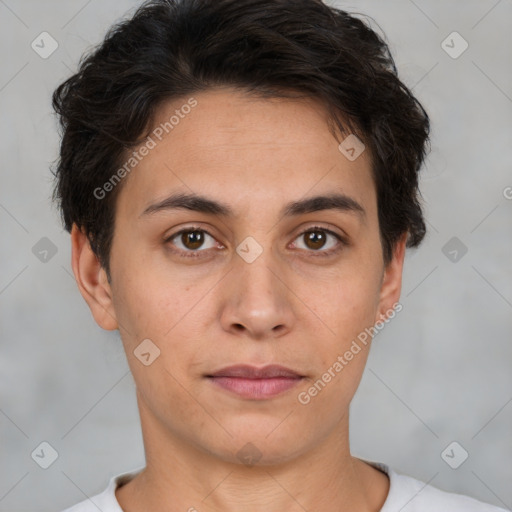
[52,0,430,466]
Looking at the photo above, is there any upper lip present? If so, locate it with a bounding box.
[207,364,303,379]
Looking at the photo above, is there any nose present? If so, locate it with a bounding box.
[218,248,295,340]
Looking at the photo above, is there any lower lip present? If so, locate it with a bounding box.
[207,376,303,399]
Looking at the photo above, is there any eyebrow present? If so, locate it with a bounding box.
[139,191,366,221]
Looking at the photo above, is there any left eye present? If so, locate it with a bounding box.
[165,226,344,257]
[292,227,343,254]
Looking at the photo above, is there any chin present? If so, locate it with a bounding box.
[201,428,311,468]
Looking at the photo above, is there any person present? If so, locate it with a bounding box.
[51,0,506,510]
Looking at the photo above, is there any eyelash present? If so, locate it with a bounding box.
[164,225,347,259]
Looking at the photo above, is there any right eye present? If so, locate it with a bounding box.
[165,227,221,258]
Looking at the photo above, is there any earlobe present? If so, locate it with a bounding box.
[70,224,119,331]
[375,233,407,324]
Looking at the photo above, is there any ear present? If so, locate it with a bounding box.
[70,224,118,331]
[374,233,407,324]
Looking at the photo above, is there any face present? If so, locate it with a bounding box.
[72,87,405,466]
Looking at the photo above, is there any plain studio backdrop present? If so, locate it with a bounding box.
[0,1,511,510]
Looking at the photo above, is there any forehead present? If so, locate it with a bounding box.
[148,87,351,153]
[115,87,376,220]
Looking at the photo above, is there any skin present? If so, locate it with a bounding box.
[71,87,407,512]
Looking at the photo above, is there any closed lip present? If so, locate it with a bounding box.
[206,364,304,379]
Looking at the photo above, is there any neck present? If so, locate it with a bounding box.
[116,391,389,512]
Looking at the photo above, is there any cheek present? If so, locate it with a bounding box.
[116,285,194,346]
[316,264,382,342]
[113,277,203,407]
[110,263,210,381]
[109,238,186,333]
[302,276,379,412]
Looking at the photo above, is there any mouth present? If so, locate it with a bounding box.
[206,364,305,400]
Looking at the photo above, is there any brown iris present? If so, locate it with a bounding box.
[178,228,330,252]
[181,230,205,250]
[303,230,327,250]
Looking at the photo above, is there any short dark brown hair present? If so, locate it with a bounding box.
[51,0,430,281]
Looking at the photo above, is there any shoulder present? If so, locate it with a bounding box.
[57,466,144,512]
[370,461,508,512]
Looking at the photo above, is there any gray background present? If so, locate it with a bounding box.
[1,0,511,510]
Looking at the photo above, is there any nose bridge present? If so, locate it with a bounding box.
[238,241,281,300]
[220,236,294,338]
